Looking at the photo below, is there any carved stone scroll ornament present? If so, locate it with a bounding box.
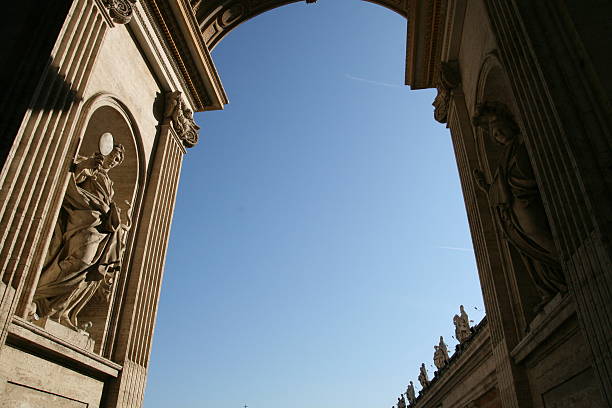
[432,61,461,123]
[102,0,137,24]
[164,91,200,148]
[33,140,132,331]
[472,102,567,306]
[406,381,416,405]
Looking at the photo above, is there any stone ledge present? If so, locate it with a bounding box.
[32,317,95,352]
[7,317,121,379]
[511,294,575,364]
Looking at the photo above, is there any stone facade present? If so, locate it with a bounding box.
[0,0,610,407]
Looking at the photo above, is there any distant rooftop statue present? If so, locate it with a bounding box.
[418,363,430,388]
[453,305,472,344]
[406,381,416,405]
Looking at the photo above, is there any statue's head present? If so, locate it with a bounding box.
[103,144,125,170]
[472,102,519,146]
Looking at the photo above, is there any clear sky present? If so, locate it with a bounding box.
[144,1,484,407]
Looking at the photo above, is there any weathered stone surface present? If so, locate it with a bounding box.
[33,318,95,352]
[0,345,104,407]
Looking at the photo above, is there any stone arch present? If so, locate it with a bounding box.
[194,0,410,50]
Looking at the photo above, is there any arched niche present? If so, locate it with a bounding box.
[76,105,141,208]
[28,94,147,357]
[75,95,146,356]
[473,55,544,330]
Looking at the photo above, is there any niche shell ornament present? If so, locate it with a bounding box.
[99,132,114,156]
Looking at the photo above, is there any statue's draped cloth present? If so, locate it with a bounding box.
[35,160,126,325]
[489,141,565,296]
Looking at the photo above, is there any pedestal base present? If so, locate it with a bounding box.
[33,317,95,352]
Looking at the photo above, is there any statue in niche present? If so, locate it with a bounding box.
[418,363,430,388]
[406,381,416,405]
[397,395,406,408]
[164,91,200,148]
[433,336,449,370]
[453,305,472,344]
[472,102,566,307]
[33,137,131,331]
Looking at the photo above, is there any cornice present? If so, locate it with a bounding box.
[140,0,227,111]
[405,0,447,89]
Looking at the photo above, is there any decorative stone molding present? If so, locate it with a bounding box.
[432,61,461,123]
[102,0,137,24]
[219,3,245,28]
[164,91,200,148]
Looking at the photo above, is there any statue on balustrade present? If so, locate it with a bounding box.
[33,139,131,331]
[397,394,406,408]
[439,336,450,361]
[453,305,471,344]
[433,336,450,370]
[406,381,416,405]
[472,102,566,307]
[418,363,430,388]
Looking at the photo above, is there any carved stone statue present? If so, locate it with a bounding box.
[397,395,406,408]
[165,91,200,148]
[433,345,444,370]
[439,336,450,361]
[406,381,416,405]
[453,305,471,344]
[472,102,566,306]
[433,336,450,370]
[33,142,131,330]
[418,363,430,388]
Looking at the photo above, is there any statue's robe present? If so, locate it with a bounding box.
[489,140,566,298]
[35,160,126,328]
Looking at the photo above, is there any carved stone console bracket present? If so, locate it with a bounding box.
[433,60,461,124]
[102,0,138,24]
[164,91,200,148]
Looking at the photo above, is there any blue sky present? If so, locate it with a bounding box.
[144,1,484,407]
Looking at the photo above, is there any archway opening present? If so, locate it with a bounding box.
[147,2,484,407]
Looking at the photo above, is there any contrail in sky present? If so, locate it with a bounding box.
[436,246,473,252]
[345,74,403,88]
